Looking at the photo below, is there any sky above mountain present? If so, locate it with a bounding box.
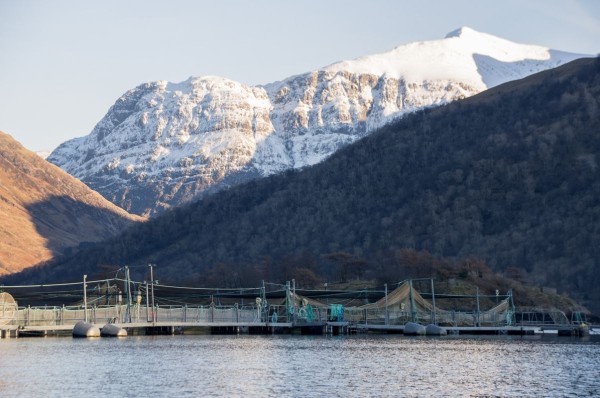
[1,0,599,152]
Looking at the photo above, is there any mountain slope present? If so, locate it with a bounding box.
[8,57,600,313]
[48,27,585,216]
[0,131,144,275]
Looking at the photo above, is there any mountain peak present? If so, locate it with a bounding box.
[48,30,585,216]
[445,26,480,39]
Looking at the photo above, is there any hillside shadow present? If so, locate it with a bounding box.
[24,195,140,259]
[473,51,577,88]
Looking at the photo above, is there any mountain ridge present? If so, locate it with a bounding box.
[10,57,600,315]
[48,27,586,216]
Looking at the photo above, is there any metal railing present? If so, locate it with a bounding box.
[13,303,531,329]
[342,307,515,327]
[15,303,272,327]
[514,309,569,326]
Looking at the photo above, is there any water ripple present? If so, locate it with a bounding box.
[0,335,599,397]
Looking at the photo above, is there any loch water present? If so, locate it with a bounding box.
[1,334,599,397]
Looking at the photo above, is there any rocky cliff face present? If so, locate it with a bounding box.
[48,27,585,216]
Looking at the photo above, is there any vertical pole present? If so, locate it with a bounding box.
[145,282,150,322]
[83,274,88,323]
[431,279,437,325]
[262,280,266,323]
[476,286,480,327]
[123,268,128,323]
[150,264,156,323]
[409,279,416,323]
[286,281,291,322]
[384,283,388,326]
[292,278,296,324]
[125,266,133,323]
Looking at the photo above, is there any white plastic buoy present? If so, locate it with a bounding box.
[72,320,101,337]
[425,324,448,335]
[404,322,426,335]
[101,323,127,337]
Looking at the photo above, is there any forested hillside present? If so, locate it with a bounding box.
[4,58,599,314]
[47,28,582,216]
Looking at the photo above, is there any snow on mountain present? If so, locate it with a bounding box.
[48,27,586,216]
[36,151,51,159]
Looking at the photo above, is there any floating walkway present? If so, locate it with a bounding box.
[4,318,585,338]
[1,277,595,338]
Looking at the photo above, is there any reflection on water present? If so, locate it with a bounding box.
[1,334,599,397]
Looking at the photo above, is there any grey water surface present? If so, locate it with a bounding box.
[1,334,599,397]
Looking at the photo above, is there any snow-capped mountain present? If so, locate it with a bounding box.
[48,27,586,216]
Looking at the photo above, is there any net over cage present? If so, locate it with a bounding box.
[0,292,18,326]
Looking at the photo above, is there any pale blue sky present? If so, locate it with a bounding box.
[1,0,599,152]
